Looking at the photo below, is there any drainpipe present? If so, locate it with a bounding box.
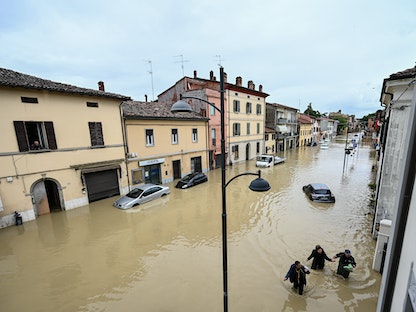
[119,102,131,189]
[377,83,416,311]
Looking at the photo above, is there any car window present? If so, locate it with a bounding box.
[315,189,330,195]
[127,188,143,198]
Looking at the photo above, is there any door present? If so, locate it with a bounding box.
[173,160,181,179]
[32,179,62,216]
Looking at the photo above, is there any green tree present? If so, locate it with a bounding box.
[304,102,321,117]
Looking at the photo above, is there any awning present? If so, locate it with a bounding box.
[276,125,289,133]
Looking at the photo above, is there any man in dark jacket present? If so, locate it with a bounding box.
[333,249,356,278]
[307,245,334,269]
[284,260,310,295]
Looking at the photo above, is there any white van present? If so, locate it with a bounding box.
[255,154,286,167]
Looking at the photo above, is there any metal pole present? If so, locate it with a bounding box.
[220,66,228,312]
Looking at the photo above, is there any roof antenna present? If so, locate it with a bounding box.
[215,54,224,67]
[144,59,154,101]
[174,54,189,77]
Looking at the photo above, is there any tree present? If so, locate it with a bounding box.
[304,102,321,117]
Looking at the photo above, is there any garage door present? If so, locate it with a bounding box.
[84,169,120,202]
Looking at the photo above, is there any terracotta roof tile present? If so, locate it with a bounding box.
[122,100,209,120]
[0,67,130,100]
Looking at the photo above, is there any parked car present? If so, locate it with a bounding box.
[302,183,335,203]
[113,183,170,209]
[256,154,286,167]
[175,172,208,189]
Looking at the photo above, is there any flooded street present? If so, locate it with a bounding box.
[0,136,381,312]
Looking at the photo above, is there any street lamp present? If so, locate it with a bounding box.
[171,67,270,312]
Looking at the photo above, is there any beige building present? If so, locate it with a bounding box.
[121,101,209,186]
[157,69,268,167]
[0,68,130,228]
[297,113,315,146]
[226,78,268,164]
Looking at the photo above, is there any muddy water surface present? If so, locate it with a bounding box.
[0,136,381,312]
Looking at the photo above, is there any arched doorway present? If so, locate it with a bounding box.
[31,179,63,216]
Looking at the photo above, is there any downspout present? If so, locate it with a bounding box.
[378,82,416,311]
[119,102,131,189]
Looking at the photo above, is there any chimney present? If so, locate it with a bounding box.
[210,70,214,80]
[98,81,105,91]
[223,72,227,83]
[259,84,263,92]
[194,70,197,78]
[248,80,255,90]
[236,76,242,86]
[145,94,148,102]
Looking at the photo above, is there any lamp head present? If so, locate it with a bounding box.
[171,99,193,113]
[249,177,271,192]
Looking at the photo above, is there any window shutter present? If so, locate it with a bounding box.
[44,121,57,150]
[13,121,29,152]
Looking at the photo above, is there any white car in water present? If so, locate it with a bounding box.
[113,183,170,209]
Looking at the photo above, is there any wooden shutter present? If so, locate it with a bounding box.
[44,121,57,150]
[13,121,29,152]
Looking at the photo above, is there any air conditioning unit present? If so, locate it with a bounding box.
[128,153,138,158]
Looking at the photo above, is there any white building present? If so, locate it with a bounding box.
[375,66,416,311]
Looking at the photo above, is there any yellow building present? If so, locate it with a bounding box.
[122,101,209,186]
[298,113,315,146]
[226,78,268,164]
[0,68,130,227]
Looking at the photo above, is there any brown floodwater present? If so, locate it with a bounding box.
[0,135,381,312]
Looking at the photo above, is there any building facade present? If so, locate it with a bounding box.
[266,103,299,151]
[0,68,130,227]
[121,101,209,187]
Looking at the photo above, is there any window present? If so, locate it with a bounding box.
[265,134,269,140]
[233,100,240,112]
[210,105,215,116]
[14,121,57,152]
[89,122,104,146]
[256,142,260,154]
[247,122,251,135]
[21,97,38,104]
[233,123,241,136]
[256,104,262,115]
[86,102,99,107]
[257,123,260,134]
[171,129,178,144]
[246,102,252,114]
[192,128,198,142]
[211,128,216,147]
[146,129,154,146]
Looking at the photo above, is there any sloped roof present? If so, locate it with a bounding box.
[0,67,130,100]
[388,66,416,80]
[122,100,209,121]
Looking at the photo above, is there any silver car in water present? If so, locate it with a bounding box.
[113,183,170,209]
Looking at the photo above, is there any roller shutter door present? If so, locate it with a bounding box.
[84,169,120,202]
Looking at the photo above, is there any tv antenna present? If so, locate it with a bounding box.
[215,54,224,67]
[174,54,189,77]
[144,59,154,101]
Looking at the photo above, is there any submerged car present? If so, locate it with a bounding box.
[302,183,335,203]
[113,183,170,209]
[175,172,208,189]
[256,154,286,167]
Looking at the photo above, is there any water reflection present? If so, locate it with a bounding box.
[0,136,381,311]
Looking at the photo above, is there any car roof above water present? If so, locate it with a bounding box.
[309,183,330,190]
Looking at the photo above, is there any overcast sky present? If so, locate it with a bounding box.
[1,0,415,118]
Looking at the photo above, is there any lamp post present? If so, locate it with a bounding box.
[171,67,270,312]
